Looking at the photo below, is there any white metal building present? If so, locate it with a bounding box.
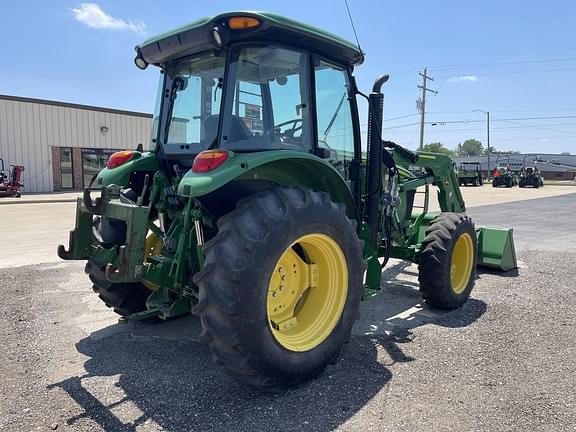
[0,95,152,193]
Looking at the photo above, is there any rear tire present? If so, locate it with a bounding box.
[193,187,364,391]
[418,213,477,310]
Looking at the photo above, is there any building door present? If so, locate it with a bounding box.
[59,147,74,189]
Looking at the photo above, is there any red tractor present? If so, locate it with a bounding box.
[0,158,25,198]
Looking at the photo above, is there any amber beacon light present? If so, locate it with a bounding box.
[228,16,261,29]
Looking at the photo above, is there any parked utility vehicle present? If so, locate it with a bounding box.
[519,166,544,188]
[458,161,483,186]
[0,158,24,198]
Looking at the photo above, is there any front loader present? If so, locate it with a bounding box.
[58,12,517,391]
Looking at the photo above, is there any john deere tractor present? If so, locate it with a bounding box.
[58,12,516,390]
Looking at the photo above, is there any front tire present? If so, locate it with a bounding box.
[418,213,477,310]
[193,187,364,391]
[86,217,156,316]
[85,259,151,316]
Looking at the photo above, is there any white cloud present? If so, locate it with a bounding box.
[71,3,146,34]
[447,75,479,83]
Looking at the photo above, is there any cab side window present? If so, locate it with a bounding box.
[314,61,355,178]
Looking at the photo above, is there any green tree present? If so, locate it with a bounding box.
[422,142,454,156]
[561,151,571,155]
[458,138,484,156]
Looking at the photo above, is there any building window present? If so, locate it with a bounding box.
[60,147,74,189]
[81,148,120,189]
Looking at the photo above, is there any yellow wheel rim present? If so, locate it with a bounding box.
[142,232,163,291]
[267,234,348,352]
[450,232,474,294]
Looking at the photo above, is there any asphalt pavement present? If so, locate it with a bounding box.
[0,193,575,431]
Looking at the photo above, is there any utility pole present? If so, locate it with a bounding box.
[487,111,491,174]
[473,109,490,178]
[417,68,437,150]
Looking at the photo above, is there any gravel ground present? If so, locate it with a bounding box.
[1,248,575,432]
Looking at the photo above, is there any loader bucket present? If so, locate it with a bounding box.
[476,227,518,271]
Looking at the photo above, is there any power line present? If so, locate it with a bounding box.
[388,57,576,76]
[493,118,576,137]
[435,67,576,79]
[429,57,576,71]
[372,115,576,131]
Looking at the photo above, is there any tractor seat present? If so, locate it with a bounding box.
[202,115,253,145]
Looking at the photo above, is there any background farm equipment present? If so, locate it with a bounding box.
[519,166,544,188]
[492,166,518,187]
[58,12,517,391]
[0,158,25,198]
[457,161,483,186]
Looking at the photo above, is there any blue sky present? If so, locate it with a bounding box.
[1,0,575,153]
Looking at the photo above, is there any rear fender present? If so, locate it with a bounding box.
[177,151,358,219]
[94,151,159,188]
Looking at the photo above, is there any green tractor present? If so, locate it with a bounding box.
[519,166,544,188]
[457,161,483,186]
[58,12,517,390]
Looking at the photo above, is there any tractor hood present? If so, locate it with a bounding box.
[136,11,364,68]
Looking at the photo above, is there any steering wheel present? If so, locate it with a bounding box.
[274,119,303,141]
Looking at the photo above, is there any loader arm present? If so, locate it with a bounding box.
[393,150,466,213]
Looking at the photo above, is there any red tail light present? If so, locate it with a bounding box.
[192,150,229,173]
[107,151,135,169]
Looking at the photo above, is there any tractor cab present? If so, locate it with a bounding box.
[137,12,363,192]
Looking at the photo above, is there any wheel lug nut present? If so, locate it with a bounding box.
[279,285,284,291]
[281,275,286,281]
[279,267,284,273]
[272,291,277,297]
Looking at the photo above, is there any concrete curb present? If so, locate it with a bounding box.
[0,197,80,205]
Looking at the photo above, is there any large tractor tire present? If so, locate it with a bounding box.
[418,213,477,310]
[85,217,159,317]
[193,187,364,391]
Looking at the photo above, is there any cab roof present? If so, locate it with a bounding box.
[137,11,364,68]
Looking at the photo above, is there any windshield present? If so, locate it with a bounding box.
[156,51,226,156]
